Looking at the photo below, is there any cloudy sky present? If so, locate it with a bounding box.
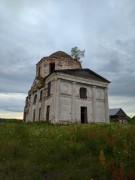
[0,0,135,119]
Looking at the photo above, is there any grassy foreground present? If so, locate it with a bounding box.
[0,122,135,180]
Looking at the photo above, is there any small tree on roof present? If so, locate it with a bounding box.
[71,46,85,62]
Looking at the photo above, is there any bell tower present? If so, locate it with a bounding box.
[36,51,82,78]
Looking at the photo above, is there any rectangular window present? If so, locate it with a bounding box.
[33,109,36,122]
[33,94,37,104]
[49,63,55,73]
[80,88,87,99]
[48,82,51,96]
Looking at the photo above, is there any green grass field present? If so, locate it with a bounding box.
[0,121,135,180]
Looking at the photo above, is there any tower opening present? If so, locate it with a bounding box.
[49,63,55,73]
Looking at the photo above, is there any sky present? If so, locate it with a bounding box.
[0,0,135,119]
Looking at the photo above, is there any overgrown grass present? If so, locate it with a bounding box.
[0,122,135,179]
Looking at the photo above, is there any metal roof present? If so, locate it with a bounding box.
[109,108,121,116]
[53,68,110,83]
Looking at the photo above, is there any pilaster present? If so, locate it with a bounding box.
[55,79,60,122]
[92,86,96,122]
[104,88,110,123]
[71,82,76,122]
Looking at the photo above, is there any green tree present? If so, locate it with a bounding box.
[71,46,85,61]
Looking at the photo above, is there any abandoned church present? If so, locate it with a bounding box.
[24,51,110,123]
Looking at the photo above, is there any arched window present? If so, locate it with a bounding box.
[33,94,37,104]
[80,87,87,99]
[48,82,51,96]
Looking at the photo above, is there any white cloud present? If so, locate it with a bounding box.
[0,110,23,119]
[0,93,26,100]
[0,93,26,118]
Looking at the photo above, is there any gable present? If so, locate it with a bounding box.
[116,109,127,117]
[109,108,127,117]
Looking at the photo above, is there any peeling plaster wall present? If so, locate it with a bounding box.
[57,78,108,123]
[25,73,109,123]
[24,52,109,124]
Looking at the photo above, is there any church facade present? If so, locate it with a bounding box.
[24,51,110,124]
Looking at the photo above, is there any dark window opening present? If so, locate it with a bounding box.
[39,108,41,121]
[33,94,37,104]
[48,82,51,96]
[49,63,55,73]
[81,107,87,123]
[24,112,26,122]
[40,90,42,100]
[80,88,87,99]
[33,109,36,122]
[46,105,50,121]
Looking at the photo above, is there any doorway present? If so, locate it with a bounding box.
[46,105,50,121]
[38,108,41,121]
[33,109,36,122]
[81,107,87,123]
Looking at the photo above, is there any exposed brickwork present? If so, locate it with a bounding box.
[36,51,82,78]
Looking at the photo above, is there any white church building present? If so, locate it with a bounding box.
[24,51,110,124]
